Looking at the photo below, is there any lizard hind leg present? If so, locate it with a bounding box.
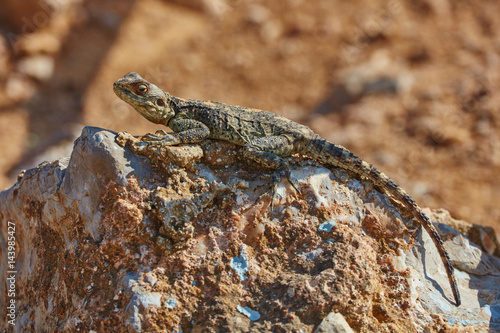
[242,136,300,206]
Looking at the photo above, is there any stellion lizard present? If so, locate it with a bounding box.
[113,72,461,306]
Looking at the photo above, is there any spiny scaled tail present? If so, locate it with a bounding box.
[302,138,461,306]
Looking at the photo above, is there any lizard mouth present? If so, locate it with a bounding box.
[113,72,145,99]
[113,77,132,99]
[112,79,129,99]
[113,76,147,108]
[112,82,125,98]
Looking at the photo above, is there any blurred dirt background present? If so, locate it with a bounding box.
[0,0,499,236]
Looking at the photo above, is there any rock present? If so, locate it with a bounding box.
[16,55,55,81]
[1,126,499,332]
[14,31,61,55]
[167,0,229,17]
[314,312,354,333]
[312,51,413,116]
[4,74,36,101]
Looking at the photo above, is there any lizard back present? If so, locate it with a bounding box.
[174,97,315,146]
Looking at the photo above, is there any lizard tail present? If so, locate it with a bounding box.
[301,138,461,306]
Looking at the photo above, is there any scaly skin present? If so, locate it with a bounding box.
[113,72,461,306]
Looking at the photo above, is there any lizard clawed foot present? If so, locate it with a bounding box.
[287,176,300,194]
[141,130,179,145]
[255,170,300,210]
[255,180,280,211]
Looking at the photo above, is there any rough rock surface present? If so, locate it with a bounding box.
[0,126,499,332]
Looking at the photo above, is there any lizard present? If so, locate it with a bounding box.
[113,72,461,306]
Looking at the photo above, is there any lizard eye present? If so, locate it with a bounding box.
[134,83,149,95]
[156,99,165,107]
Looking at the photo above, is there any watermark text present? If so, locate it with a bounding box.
[6,221,17,326]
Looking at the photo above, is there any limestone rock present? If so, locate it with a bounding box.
[314,312,354,333]
[1,126,499,332]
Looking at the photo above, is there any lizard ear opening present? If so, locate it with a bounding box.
[156,99,165,107]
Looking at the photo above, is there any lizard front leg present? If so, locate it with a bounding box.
[142,118,210,145]
[242,135,299,205]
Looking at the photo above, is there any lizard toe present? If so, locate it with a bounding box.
[287,175,300,194]
[254,170,288,210]
[142,132,179,145]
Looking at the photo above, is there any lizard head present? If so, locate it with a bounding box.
[113,72,175,124]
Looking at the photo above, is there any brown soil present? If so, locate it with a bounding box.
[0,0,499,236]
